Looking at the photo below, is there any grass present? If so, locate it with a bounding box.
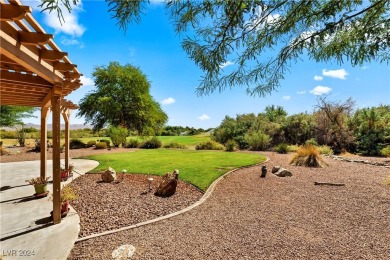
[81,149,265,191]
[290,144,327,167]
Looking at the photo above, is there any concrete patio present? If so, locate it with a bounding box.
[0,159,98,260]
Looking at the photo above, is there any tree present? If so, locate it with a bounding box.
[77,62,168,135]
[40,0,389,96]
[0,106,37,127]
[313,97,355,153]
[350,105,390,155]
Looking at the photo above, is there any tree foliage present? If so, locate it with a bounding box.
[0,106,37,127]
[40,0,389,96]
[77,62,168,134]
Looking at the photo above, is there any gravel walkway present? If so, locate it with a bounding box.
[69,152,390,259]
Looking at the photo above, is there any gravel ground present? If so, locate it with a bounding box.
[68,173,203,238]
[68,151,390,259]
[2,148,389,259]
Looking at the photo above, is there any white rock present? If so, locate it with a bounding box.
[112,244,136,259]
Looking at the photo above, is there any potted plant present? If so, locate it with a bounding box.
[61,164,74,181]
[59,185,78,217]
[25,176,51,197]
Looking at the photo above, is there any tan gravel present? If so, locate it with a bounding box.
[2,148,389,259]
[67,151,390,259]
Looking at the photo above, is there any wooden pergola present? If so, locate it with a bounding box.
[1,0,82,224]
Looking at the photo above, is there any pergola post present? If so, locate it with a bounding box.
[62,108,71,171]
[40,107,50,180]
[51,86,62,224]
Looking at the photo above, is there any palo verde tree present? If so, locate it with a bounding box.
[77,62,168,135]
[40,0,389,96]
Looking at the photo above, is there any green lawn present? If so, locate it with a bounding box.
[127,134,211,149]
[82,149,265,191]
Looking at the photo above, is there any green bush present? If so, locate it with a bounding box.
[125,139,140,148]
[86,140,96,148]
[98,139,111,146]
[305,138,318,146]
[274,143,289,154]
[245,132,271,151]
[106,126,128,147]
[139,137,162,149]
[196,140,224,150]
[163,142,187,149]
[288,144,299,152]
[69,139,86,149]
[319,145,334,155]
[225,139,237,152]
[380,146,390,157]
[95,142,107,149]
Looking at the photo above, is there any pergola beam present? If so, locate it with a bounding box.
[0,3,31,21]
[40,49,67,61]
[19,31,53,45]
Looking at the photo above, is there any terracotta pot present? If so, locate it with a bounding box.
[61,201,70,217]
[61,170,69,181]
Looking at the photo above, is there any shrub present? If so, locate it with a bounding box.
[69,139,86,149]
[318,145,334,155]
[196,140,224,150]
[95,142,107,149]
[287,145,299,152]
[139,137,162,149]
[274,143,289,154]
[0,147,10,156]
[305,138,318,146]
[385,176,390,187]
[225,139,237,152]
[125,139,140,148]
[106,126,128,147]
[245,132,271,151]
[98,139,111,146]
[290,144,327,167]
[163,142,187,149]
[86,140,96,148]
[381,146,390,157]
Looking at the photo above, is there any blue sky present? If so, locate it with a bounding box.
[23,0,389,129]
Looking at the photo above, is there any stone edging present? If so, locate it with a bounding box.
[75,157,270,243]
[325,155,390,168]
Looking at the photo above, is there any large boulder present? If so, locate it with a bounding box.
[101,167,117,183]
[154,170,179,197]
[272,167,292,177]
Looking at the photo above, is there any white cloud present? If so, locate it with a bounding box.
[161,97,176,105]
[282,96,291,100]
[80,76,93,86]
[310,86,332,96]
[297,90,306,95]
[314,75,323,81]
[219,61,234,69]
[198,114,210,121]
[31,0,86,38]
[322,69,348,80]
[361,66,369,70]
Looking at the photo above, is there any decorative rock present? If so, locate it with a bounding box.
[271,166,280,173]
[272,167,292,177]
[155,170,179,197]
[112,244,136,259]
[101,167,117,183]
[260,165,267,178]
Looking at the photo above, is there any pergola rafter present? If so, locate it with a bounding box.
[0,0,83,224]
